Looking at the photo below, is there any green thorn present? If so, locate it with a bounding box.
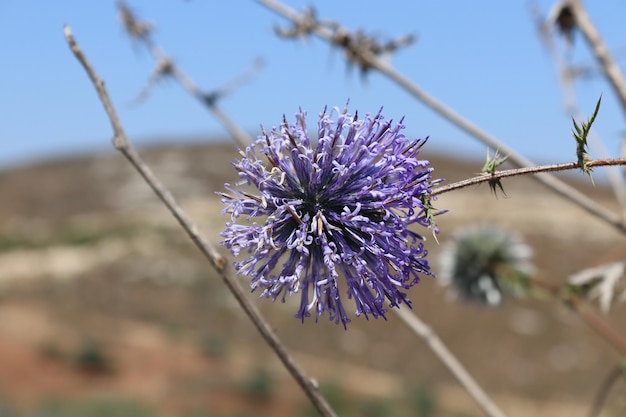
[572,95,602,181]
[482,149,509,197]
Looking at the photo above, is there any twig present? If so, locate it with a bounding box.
[393,308,509,417]
[569,297,626,356]
[432,158,626,196]
[523,278,626,357]
[118,1,255,149]
[255,0,626,236]
[64,24,337,417]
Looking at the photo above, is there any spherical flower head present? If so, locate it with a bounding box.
[438,224,534,306]
[220,105,441,327]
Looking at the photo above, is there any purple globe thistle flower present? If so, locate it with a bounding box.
[220,105,442,327]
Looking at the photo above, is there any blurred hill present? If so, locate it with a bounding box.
[0,142,624,417]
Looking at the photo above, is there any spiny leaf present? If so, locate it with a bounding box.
[572,95,602,180]
[482,149,509,197]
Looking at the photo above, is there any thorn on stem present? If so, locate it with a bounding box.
[482,149,509,197]
[572,95,602,182]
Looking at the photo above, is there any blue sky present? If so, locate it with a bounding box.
[1,1,626,171]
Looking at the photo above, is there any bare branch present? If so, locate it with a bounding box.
[117,1,255,149]
[256,0,626,236]
[202,57,265,107]
[272,4,414,79]
[64,24,337,417]
[393,308,509,417]
[129,58,174,105]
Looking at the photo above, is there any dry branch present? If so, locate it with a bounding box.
[532,2,626,219]
[118,1,255,149]
[256,0,626,236]
[64,24,337,417]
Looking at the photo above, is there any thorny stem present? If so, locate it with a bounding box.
[255,0,626,236]
[432,158,626,196]
[565,0,626,222]
[531,3,626,219]
[524,278,626,357]
[64,25,338,417]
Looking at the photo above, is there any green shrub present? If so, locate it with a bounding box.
[73,340,114,375]
[239,368,275,401]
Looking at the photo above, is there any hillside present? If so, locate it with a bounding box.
[0,143,624,417]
